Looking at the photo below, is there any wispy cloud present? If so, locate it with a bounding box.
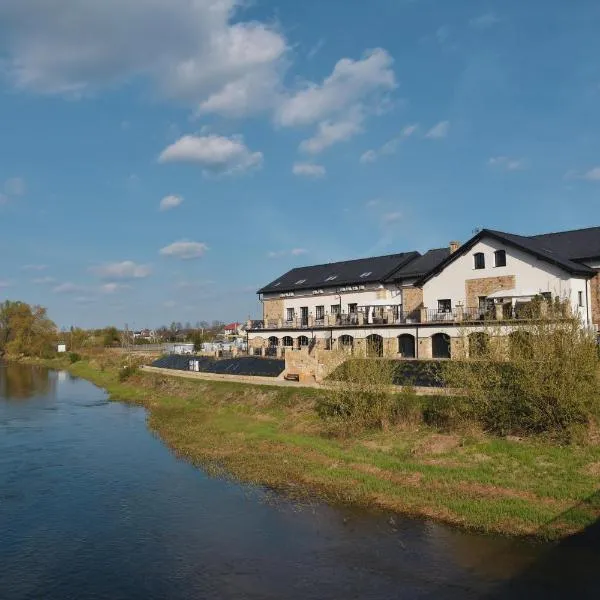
[53,282,87,294]
[488,156,527,171]
[470,13,501,30]
[292,162,326,178]
[91,261,152,280]
[4,177,26,196]
[267,248,309,259]
[159,240,208,260]
[583,166,600,181]
[425,121,450,139]
[360,123,418,164]
[0,280,13,288]
[100,283,131,294]
[382,211,402,224]
[22,264,47,271]
[31,276,56,284]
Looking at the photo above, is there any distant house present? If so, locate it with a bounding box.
[223,322,242,337]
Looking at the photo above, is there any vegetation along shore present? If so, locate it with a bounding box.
[17,350,600,541]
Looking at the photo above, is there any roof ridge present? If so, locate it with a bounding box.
[282,250,420,272]
[529,225,600,238]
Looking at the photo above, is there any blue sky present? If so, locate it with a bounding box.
[1,0,599,329]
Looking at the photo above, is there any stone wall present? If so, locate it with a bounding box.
[402,287,423,316]
[417,336,432,359]
[263,298,284,324]
[590,272,600,326]
[465,275,516,308]
[249,336,266,349]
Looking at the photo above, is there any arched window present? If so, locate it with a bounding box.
[468,332,490,357]
[338,335,354,352]
[397,334,416,358]
[282,336,294,347]
[366,334,384,357]
[297,335,309,347]
[268,336,279,347]
[432,333,451,359]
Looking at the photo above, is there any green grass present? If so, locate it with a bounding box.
[65,359,600,540]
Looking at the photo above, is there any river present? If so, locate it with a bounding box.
[0,363,598,599]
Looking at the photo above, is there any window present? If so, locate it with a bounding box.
[474,252,485,269]
[295,279,306,285]
[286,308,295,322]
[315,305,324,320]
[348,303,358,314]
[578,291,584,307]
[282,336,294,347]
[330,304,340,315]
[360,272,372,278]
[541,292,552,302]
[494,250,506,267]
[273,282,281,287]
[438,299,452,313]
[325,275,338,282]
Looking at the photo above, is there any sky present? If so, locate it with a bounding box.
[1,0,599,329]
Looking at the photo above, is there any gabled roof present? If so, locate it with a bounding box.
[529,226,600,261]
[415,229,595,285]
[386,247,450,280]
[258,251,420,294]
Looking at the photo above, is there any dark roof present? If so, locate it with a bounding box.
[386,247,450,280]
[529,226,600,261]
[416,229,595,285]
[258,251,419,294]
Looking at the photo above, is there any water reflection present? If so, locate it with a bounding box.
[0,363,598,600]
[0,362,56,400]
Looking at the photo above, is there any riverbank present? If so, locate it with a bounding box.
[17,356,600,539]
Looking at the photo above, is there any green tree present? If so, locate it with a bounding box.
[0,300,57,358]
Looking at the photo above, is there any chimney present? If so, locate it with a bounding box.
[449,241,460,254]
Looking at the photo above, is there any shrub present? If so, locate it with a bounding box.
[443,306,600,438]
[317,356,423,435]
[118,364,139,382]
[68,352,81,364]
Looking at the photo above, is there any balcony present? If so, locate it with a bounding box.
[252,305,548,331]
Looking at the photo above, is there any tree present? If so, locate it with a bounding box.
[0,300,57,358]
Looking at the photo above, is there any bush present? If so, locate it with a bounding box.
[317,357,423,435]
[443,308,600,438]
[68,352,81,364]
[118,364,139,382]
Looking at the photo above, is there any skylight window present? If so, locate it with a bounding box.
[273,282,281,287]
[325,275,338,282]
[360,272,372,278]
[295,279,307,285]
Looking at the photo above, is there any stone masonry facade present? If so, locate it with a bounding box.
[465,275,516,309]
[263,298,284,324]
[402,287,424,317]
[590,272,600,326]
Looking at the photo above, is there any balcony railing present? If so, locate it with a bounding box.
[252,305,548,331]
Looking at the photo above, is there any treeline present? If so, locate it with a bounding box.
[0,300,57,358]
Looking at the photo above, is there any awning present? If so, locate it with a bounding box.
[486,288,539,299]
[357,299,401,307]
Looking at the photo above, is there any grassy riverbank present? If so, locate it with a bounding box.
[36,357,597,541]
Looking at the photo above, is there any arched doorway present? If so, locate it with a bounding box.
[282,336,294,347]
[267,336,279,357]
[268,336,279,347]
[397,334,416,358]
[468,332,490,358]
[297,335,309,347]
[366,334,384,357]
[338,335,354,352]
[432,333,451,359]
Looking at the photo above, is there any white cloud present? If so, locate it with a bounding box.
[276,48,396,127]
[360,123,418,164]
[22,264,47,271]
[159,240,208,260]
[0,280,13,288]
[4,177,26,196]
[159,194,183,211]
[0,1,287,117]
[470,13,501,30]
[91,261,152,280]
[583,167,600,181]
[164,300,178,309]
[268,248,309,259]
[299,110,364,154]
[425,121,450,139]
[31,276,56,284]
[382,211,402,224]
[74,296,95,305]
[366,198,381,208]
[159,134,263,175]
[0,194,8,206]
[292,162,326,178]
[360,149,378,164]
[488,156,526,171]
[100,283,130,294]
[53,282,87,294]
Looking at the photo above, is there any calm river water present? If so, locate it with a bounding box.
[0,363,598,599]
